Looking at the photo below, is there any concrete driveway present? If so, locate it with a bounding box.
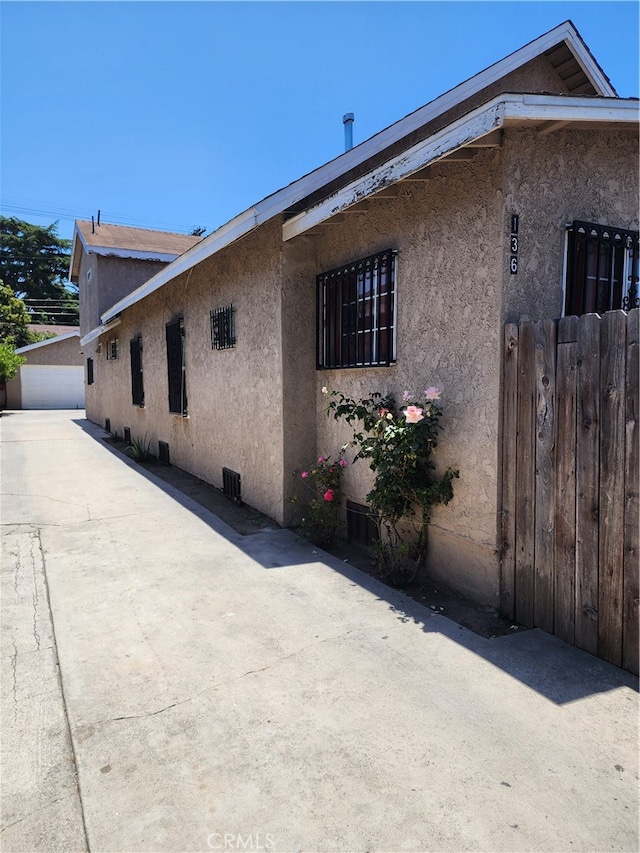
[1,410,638,853]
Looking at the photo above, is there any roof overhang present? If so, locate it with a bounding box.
[98,21,620,323]
[15,330,80,354]
[79,317,121,347]
[283,94,639,241]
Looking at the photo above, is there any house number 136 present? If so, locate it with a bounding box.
[510,215,519,274]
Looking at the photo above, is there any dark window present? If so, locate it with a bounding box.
[565,221,639,316]
[211,304,236,350]
[317,249,397,369]
[86,357,94,385]
[130,336,144,407]
[106,338,119,360]
[166,318,187,415]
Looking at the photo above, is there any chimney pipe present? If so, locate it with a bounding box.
[97,209,101,226]
[343,113,354,152]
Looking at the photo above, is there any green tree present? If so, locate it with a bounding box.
[0,341,25,383]
[0,279,31,347]
[0,217,77,324]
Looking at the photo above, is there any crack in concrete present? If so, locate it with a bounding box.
[90,630,355,726]
[10,633,18,722]
[30,532,41,651]
[0,794,73,835]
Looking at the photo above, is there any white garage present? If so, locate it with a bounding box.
[19,364,85,409]
[5,330,85,410]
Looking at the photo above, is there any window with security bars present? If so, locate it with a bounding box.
[565,221,639,316]
[210,304,236,350]
[86,357,94,385]
[317,249,397,369]
[106,338,119,360]
[166,318,187,415]
[130,336,144,407]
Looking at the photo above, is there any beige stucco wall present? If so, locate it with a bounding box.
[6,335,83,408]
[85,220,294,524]
[500,125,640,322]
[81,121,639,606]
[79,251,168,336]
[307,149,504,601]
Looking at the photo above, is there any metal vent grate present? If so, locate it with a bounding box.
[105,418,111,434]
[158,441,170,465]
[223,467,242,504]
[124,427,132,445]
[346,501,378,546]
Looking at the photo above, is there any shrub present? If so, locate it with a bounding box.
[292,454,347,547]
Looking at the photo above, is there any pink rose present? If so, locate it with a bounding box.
[403,405,424,423]
[318,456,326,464]
[424,387,441,401]
[402,391,412,402]
[301,471,309,479]
[323,489,334,502]
[338,459,348,468]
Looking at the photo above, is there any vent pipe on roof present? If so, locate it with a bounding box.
[97,209,101,227]
[91,216,95,234]
[343,113,354,152]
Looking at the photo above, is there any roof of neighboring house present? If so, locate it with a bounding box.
[70,221,203,282]
[81,20,636,341]
[29,324,80,337]
[16,329,80,354]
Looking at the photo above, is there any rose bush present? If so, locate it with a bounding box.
[292,454,347,547]
[325,386,459,583]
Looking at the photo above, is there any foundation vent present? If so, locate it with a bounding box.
[346,501,378,546]
[223,467,242,505]
[124,427,132,446]
[105,418,111,434]
[158,441,170,465]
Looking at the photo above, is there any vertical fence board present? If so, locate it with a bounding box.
[554,317,579,644]
[623,308,639,675]
[500,323,519,620]
[534,319,557,633]
[575,314,601,655]
[598,311,627,666]
[515,321,536,627]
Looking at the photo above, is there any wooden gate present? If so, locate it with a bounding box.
[500,309,638,675]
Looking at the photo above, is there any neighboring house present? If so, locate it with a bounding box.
[70,220,202,339]
[79,21,639,605]
[6,330,84,409]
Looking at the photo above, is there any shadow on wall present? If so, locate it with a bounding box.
[71,416,639,707]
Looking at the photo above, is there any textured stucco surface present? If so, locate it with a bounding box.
[82,120,639,604]
[500,126,640,322]
[79,251,168,336]
[85,220,293,524]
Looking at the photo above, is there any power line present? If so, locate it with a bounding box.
[0,201,199,235]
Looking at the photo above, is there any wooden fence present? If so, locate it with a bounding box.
[500,309,638,674]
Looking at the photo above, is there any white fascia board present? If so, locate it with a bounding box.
[503,93,639,122]
[89,246,180,262]
[562,26,616,97]
[16,330,81,354]
[283,94,638,241]
[284,103,505,241]
[79,318,121,347]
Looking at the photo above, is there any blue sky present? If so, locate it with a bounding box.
[1,1,638,245]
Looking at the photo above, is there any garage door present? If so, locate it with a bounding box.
[20,365,85,409]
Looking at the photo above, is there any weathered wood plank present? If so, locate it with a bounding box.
[623,308,639,675]
[500,323,519,620]
[554,316,579,644]
[598,311,627,666]
[515,320,536,627]
[575,314,601,655]
[534,319,556,632]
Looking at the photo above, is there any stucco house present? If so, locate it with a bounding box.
[78,21,639,605]
[7,329,84,409]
